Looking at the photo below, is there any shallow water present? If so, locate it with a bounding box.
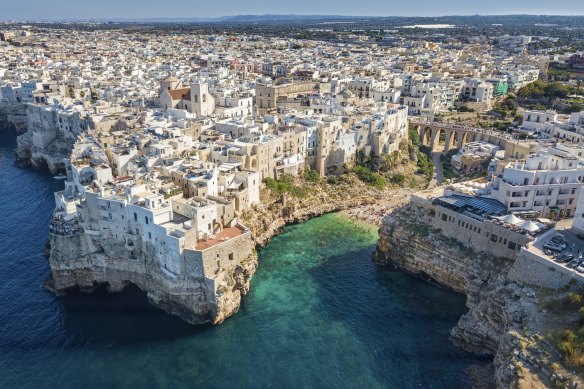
[0,129,481,388]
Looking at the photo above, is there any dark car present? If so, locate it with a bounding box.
[556,253,574,263]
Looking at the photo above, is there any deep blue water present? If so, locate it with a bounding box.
[0,129,482,388]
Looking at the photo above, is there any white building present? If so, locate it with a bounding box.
[490,144,584,217]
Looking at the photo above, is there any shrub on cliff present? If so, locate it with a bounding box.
[389,173,406,185]
[303,169,320,183]
[550,291,584,368]
[415,151,433,181]
[264,176,308,198]
[352,165,386,190]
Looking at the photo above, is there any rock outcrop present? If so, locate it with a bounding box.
[48,227,258,325]
[14,105,88,173]
[374,203,566,388]
[1,102,88,172]
[0,102,28,132]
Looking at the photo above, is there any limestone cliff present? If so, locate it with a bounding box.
[48,231,257,325]
[242,174,408,248]
[0,102,28,132]
[14,105,87,173]
[374,203,579,388]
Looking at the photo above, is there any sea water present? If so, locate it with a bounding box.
[0,129,482,388]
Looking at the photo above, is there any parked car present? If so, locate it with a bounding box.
[551,236,567,250]
[544,241,564,252]
[576,233,584,241]
[568,259,582,269]
[576,265,584,274]
[555,253,570,263]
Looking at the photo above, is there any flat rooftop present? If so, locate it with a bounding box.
[195,225,246,251]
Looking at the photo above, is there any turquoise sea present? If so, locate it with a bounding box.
[0,129,482,388]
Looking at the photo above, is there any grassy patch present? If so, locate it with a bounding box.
[547,291,584,368]
[303,169,320,183]
[264,175,308,198]
[352,165,387,190]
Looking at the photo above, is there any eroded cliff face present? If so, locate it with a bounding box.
[374,203,543,388]
[48,232,257,325]
[0,102,28,132]
[14,105,86,173]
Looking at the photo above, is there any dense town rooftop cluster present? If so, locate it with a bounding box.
[1,23,584,280]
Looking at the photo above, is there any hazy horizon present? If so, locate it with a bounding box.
[1,0,584,22]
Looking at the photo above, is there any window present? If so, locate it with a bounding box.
[508,242,516,250]
[145,216,149,225]
[441,213,448,221]
[134,213,137,221]
[148,232,152,240]
[229,253,234,261]
[490,234,498,243]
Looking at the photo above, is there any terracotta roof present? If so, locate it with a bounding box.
[168,87,190,100]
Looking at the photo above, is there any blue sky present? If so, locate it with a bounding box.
[1,0,583,20]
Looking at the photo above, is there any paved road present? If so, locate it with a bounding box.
[430,151,443,187]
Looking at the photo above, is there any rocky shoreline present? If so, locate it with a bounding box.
[375,202,584,388]
[46,228,259,325]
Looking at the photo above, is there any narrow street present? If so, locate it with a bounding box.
[430,151,443,187]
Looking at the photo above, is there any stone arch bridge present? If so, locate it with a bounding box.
[410,119,535,159]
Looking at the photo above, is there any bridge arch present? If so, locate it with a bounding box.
[457,131,470,149]
[421,126,432,146]
[430,127,447,151]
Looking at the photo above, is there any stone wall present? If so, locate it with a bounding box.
[507,250,584,289]
[432,205,530,260]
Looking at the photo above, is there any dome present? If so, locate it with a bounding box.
[162,75,179,82]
